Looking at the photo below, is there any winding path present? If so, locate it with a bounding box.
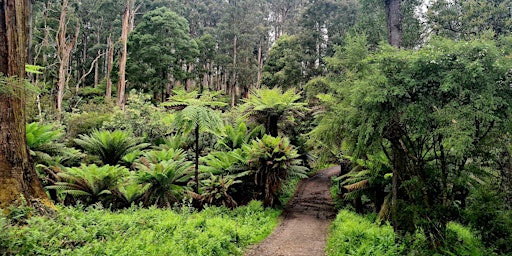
[244,166,341,256]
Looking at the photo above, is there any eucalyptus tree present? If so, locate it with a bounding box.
[127,7,198,102]
[164,90,226,193]
[266,0,306,39]
[73,0,123,96]
[298,0,360,79]
[216,0,270,105]
[0,0,54,209]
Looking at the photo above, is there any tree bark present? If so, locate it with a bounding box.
[117,0,131,109]
[105,35,114,99]
[256,41,262,89]
[56,0,79,114]
[385,0,403,48]
[231,35,237,107]
[117,0,139,109]
[0,0,54,210]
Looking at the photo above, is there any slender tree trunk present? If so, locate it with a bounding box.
[93,50,99,88]
[0,0,54,210]
[231,35,237,107]
[105,35,114,99]
[194,125,200,194]
[385,0,403,48]
[117,0,131,109]
[56,0,79,115]
[256,41,262,89]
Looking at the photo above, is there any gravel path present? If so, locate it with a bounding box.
[244,166,341,256]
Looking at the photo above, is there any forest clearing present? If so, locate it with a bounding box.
[2,0,512,255]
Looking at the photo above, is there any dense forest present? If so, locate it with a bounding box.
[2,0,512,254]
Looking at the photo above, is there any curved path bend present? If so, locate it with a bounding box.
[244,166,341,256]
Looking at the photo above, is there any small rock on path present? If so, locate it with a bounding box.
[244,166,341,256]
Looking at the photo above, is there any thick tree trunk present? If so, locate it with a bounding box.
[385,0,403,235]
[0,0,54,210]
[56,0,79,114]
[385,0,403,48]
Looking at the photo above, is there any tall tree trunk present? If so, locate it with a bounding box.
[385,0,403,48]
[194,125,200,194]
[385,0,403,235]
[231,35,237,107]
[117,0,139,109]
[256,41,262,89]
[93,50,99,88]
[56,0,79,115]
[117,0,131,109]
[105,35,114,99]
[0,0,54,210]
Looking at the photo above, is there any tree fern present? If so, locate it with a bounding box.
[47,164,129,205]
[246,135,308,207]
[74,130,149,165]
[216,122,264,151]
[26,122,81,166]
[163,89,226,193]
[133,157,194,207]
[241,87,308,137]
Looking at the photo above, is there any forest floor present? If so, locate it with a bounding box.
[244,166,341,256]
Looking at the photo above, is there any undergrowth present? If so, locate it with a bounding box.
[0,201,279,256]
[327,210,491,256]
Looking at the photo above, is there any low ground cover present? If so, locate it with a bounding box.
[0,201,279,256]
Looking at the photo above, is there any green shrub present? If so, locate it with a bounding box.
[133,154,194,207]
[464,184,512,254]
[442,222,489,256]
[0,201,280,255]
[328,210,492,256]
[102,91,175,144]
[327,210,400,256]
[64,102,115,141]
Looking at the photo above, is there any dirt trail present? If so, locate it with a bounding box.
[244,166,341,256]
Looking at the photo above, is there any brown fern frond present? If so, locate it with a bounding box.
[343,179,369,192]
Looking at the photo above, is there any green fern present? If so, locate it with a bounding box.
[246,135,308,207]
[164,89,227,193]
[133,156,194,207]
[74,129,149,165]
[216,122,264,151]
[47,164,129,205]
[241,87,308,137]
[26,122,82,166]
[199,150,249,175]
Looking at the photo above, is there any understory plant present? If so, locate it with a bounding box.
[74,129,149,165]
[246,135,308,207]
[133,154,194,207]
[0,201,280,256]
[47,164,129,206]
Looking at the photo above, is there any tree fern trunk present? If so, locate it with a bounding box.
[194,124,200,194]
